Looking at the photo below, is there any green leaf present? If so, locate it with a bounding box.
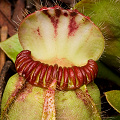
[97,61,120,86]
[0,34,23,63]
[105,90,120,113]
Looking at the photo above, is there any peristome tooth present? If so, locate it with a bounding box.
[68,67,76,89]
[16,56,30,70]
[57,66,63,89]
[88,60,98,77]
[82,66,92,84]
[52,64,58,79]
[45,65,53,87]
[73,66,84,88]
[17,58,33,75]
[85,64,95,81]
[33,63,44,86]
[38,64,48,87]
[16,50,31,59]
[79,67,87,84]
[25,61,40,81]
[22,61,34,78]
[62,67,68,90]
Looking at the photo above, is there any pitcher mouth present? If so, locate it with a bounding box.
[15,50,98,90]
[17,6,104,90]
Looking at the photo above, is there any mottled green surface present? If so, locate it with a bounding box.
[105,90,120,113]
[1,74,101,120]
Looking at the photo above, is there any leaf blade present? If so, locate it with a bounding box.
[105,90,120,113]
